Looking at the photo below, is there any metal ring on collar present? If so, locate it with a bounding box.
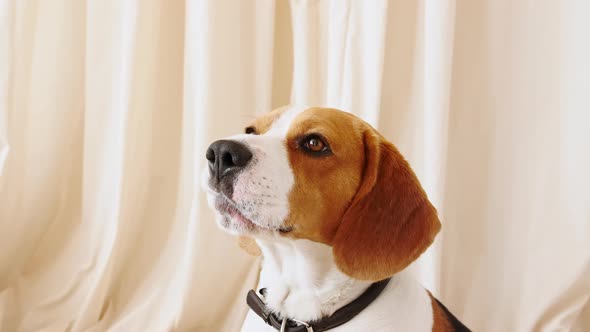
[291,318,313,332]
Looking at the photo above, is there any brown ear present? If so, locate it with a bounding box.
[332,129,441,281]
[238,236,261,256]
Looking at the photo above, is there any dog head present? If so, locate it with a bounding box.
[202,106,440,280]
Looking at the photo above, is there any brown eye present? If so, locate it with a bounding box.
[305,137,325,152]
[300,134,331,156]
[245,126,257,135]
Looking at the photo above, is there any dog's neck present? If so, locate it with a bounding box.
[255,238,372,323]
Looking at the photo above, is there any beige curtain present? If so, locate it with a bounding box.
[1,0,589,331]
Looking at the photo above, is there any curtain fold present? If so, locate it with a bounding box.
[0,0,10,176]
[0,0,588,331]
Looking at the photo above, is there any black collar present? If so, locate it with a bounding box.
[246,278,391,332]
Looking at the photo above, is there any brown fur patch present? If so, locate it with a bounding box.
[274,107,440,280]
[331,127,441,280]
[283,108,366,243]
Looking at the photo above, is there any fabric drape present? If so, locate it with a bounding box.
[1,0,589,331]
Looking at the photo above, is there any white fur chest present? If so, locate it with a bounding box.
[241,239,434,332]
[255,239,370,323]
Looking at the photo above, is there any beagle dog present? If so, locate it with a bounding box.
[203,106,469,331]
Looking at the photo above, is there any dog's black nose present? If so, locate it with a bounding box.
[206,140,253,179]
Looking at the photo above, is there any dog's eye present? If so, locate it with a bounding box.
[300,134,331,156]
[305,137,325,152]
[245,126,257,135]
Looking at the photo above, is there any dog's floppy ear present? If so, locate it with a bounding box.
[332,129,441,281]
[238,236,261,256]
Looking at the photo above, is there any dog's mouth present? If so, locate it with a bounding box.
[214,195,257,231]
[213,194,293,234]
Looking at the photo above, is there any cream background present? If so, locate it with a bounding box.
[1,0,589,331]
